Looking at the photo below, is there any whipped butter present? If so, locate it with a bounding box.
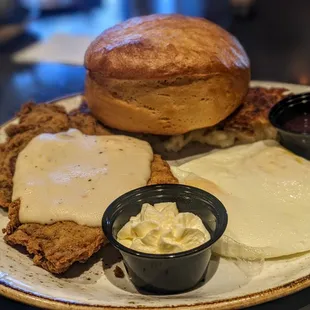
[13,129,153,227]
[117,202,210,254]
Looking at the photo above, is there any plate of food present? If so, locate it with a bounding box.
[1,14,310,310]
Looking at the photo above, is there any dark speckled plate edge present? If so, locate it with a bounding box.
[1,82,310,310]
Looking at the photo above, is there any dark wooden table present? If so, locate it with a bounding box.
[1,0,310,309]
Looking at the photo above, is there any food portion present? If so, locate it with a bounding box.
[117,202,210,254]
[84,14,292,153]
[164,87,289,151]
[13,129,153,226]
[5,201,105,274]
[270,95,310,134]
[1,103,178,274]
[4,153,177,274]
[283,114,310,133]
[0,12,307,286]
[172,140,310,259]
[85,14,250,136]
[0,102,109,208]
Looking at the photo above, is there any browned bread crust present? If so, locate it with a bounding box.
[163,87,290,151]
[85,14,249,80]
[84,14,250,135]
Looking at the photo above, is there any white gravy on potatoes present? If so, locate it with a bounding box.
[13,129,153,227]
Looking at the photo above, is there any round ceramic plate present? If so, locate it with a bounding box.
[1,81,310,310]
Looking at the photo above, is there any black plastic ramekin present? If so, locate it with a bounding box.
[269,92,310,159]
[102,184,228,294]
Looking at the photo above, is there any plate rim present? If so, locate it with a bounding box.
[1,270,310,310]
[1,81,310,310]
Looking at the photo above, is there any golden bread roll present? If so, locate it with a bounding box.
[84,14,250,135]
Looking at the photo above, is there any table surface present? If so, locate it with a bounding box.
[1,0,310,309]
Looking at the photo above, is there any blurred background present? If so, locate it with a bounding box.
[0,0,310,124]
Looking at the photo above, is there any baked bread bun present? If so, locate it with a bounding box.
[84,14,250,135]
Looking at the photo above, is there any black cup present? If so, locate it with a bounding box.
[269,92,310,159]
[102,184,227,294]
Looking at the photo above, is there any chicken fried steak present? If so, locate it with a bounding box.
[1,102,177,274]
[0,102,110,207]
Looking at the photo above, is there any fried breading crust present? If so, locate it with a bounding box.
[0,102,110,207]
[223,87,289,141]
[147,154,178,185]
[3,155,177,274]
[4,200,105,274]
[1,102,177,274]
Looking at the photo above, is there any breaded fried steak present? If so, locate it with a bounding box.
[0,102,110,207]
[1,103,177,274]
[164,87,289,151]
